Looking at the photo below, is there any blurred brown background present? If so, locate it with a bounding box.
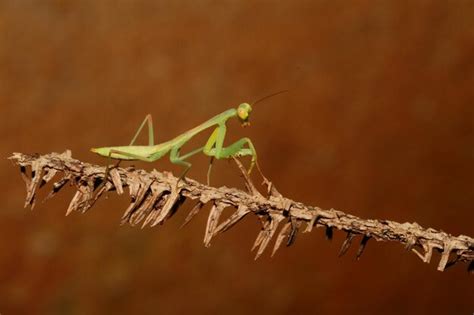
[0,1,473,314]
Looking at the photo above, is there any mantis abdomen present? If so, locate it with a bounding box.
[91,144,171,161]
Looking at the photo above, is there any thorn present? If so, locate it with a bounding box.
[411,248,425,261]
[256,161,281,198]
[151,188,181,227]
[437,244,453,272]
[24,161,43,209]
[79,180,95,213]
[404,236,417,251]
[444,254,460,270]
[20,165,29,184]
[165,194,186,220]
[109,168,124,195]
[411,242,435,264]
[252,220,269,252]
[252,231,265,252]
[423,243,434,264]
[121,178,154,224]
[255,214,284,259]
[43,176,71,203]
[28,196,36,210]
[66,190,83,216]
[127,177,141,203]
[338,232,355,257]
[39,168,57,189]
[356,235,371,260]
[141,196,167,228]
[214,204,250,234]
[232,157,262,197]
[204,202,226,247]
[287,217,300,247]
[325,226,333,241]
[128,182,165,226]
[304,213,320,233]
[271,221,291,257]
[181,201,204,229]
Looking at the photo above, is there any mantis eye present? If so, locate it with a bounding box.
[237,103,251,121]
[238,109,248,120]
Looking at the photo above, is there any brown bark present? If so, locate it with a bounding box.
[9,151,473,273]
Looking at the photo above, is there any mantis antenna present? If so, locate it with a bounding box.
[251,89,289,106]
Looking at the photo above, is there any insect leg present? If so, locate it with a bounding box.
[179,146,205,160]
[203,126,223,185]
[203,127,220,155]
[129,114,155,146]
[109,115,156,178]
[169,146,192,183]
[102,148,155,184]
[207,157,214,186]
[90,148,155,207]
[107,149,156,162]
[214,137,257,174]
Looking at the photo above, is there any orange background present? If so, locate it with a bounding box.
[0,1,473,314]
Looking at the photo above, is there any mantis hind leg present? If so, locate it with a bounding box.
[169,146,192,185]
[130,114,155,146]
[106,115,155,182]
[98,149,156,194]
[91,115,156,204]
[102,115,156,187]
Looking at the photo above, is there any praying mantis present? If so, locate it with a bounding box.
[90,91,287,188]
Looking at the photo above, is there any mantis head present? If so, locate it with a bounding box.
[237,90,289,127]
[237,103,252,127]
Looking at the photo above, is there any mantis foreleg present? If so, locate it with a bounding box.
[203,124,257,179]
[215,137,256,173]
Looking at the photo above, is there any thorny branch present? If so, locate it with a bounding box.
[8,151,474,273]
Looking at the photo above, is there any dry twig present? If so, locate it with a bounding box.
[8,151,474,273]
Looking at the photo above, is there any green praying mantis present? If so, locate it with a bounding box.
[90,91,287,189]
